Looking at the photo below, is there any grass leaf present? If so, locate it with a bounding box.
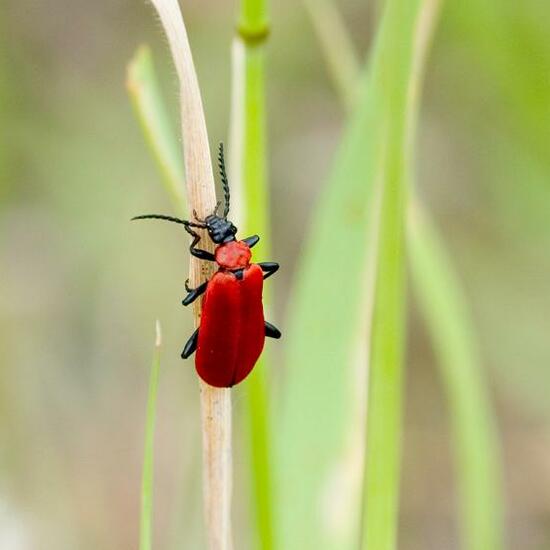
[303,1,505,548]
[127,45,186,215]
[276,0,427,547]
[408,204,505,550]
[360,0,432,547]
[140,321,162,550]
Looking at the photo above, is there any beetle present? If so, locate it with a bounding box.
[132,143,281,388]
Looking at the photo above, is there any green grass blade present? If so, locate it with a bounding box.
[140,321,162,550]
[127,45,186,215]
[304,2,505,549]
[277,1,426,547]
[408,204,505,550]
[231,3,274,547]
[303,0,360,111]
[0,4,14,199]
[360,1,431,547]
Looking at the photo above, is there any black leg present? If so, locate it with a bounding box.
[181,328,199,359]
[182,280,208,306]
[190,248,215,261]
[243,235,260,248]
[265,321,281,339]
[184,224,216,261]
[258,262,279,279]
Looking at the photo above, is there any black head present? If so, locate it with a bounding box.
[131,142,237,245]
[204,214,237,243]
[196,142,236,242]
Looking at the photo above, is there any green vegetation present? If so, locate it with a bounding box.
[231,1,274,548]
[7,0,550,548]
[140,322,162,550]
[304,1,504,549]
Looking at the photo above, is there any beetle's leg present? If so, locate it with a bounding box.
[265,321,281,339]
[181,327,200,359]
[191,248,215,261]
[184,224,216,261]
[182,280,208,306]
[258,262,279,279]
[242,235,260,248]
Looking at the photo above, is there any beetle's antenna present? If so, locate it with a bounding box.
[218,142,230,218]
[212,201,222,216]
[131,214,206,229]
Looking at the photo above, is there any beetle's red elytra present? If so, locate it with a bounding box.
[195,264,265,387]
[132,143,281,388]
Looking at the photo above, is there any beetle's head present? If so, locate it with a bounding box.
[204,214,237,244]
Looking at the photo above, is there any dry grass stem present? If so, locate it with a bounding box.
[148,1,232,548]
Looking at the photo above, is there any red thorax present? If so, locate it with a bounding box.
[215,240,252,270]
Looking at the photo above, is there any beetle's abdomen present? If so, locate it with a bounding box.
[195,264,264,387]
[215,241,251,270]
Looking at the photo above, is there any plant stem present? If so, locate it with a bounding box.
[230,1,274,547]
[199,384,233,550]
[140,321,162,550]
[238,0,269,40]
[147,1,232,548]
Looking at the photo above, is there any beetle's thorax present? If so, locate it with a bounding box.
[215,240,252,270]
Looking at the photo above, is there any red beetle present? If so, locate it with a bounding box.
[133,143,280,387]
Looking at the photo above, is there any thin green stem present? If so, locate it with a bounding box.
[140,322,162,550]
[240,49,270,253]
[231,1,274,547]
[238,0,269,41]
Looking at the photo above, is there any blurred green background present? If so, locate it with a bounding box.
[1,0,550,548]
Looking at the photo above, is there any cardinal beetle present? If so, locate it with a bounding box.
[132,143,281,388]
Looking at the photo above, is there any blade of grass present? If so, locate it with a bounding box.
[127,45,186,216]
[303,0,360,111]
[140,321,162,550]
[276,0,427,547]
[0,4,15,200]
[407,5,504,549]
[360,1,433,547]
[304,1,505,549]
[229,1,274,549]
[408,204,505,550]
